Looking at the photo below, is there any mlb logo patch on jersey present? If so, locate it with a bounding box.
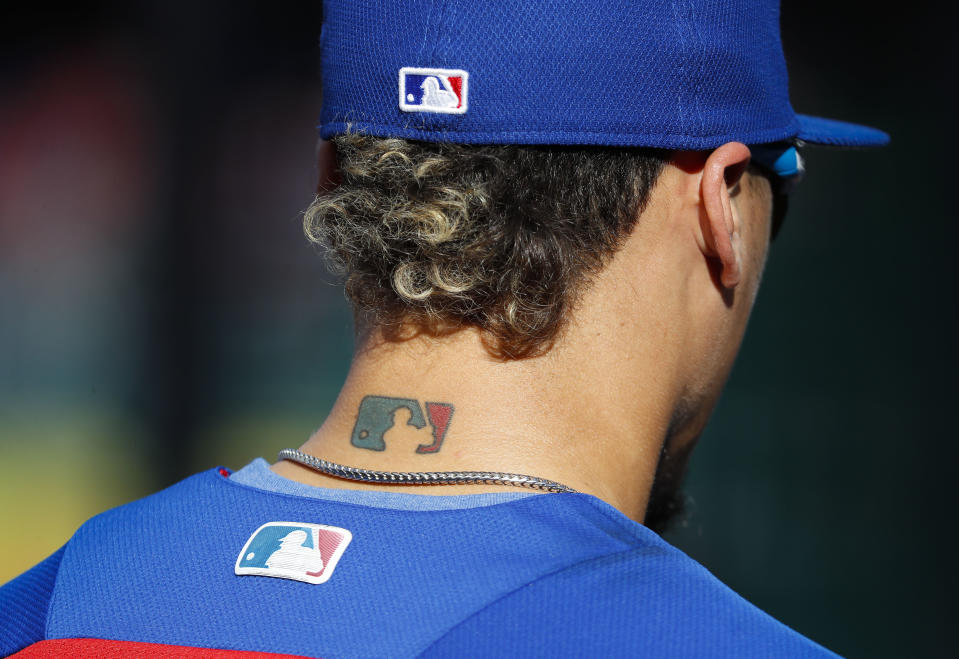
[235,521,352,585]
[399,67,468,114]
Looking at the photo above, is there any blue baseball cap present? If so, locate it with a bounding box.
[318,0,888,150]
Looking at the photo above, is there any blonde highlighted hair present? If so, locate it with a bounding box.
[305,132,667,358]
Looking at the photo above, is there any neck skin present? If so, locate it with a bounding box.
[275,318,677,520]
[274,155,770,523]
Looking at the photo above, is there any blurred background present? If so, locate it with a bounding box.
[0,2,954,657]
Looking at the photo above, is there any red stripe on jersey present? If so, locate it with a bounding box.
[11,638,315,658]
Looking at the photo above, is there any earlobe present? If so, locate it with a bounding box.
[699,142,751,289]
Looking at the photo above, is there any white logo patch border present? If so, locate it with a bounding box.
[235,521,353,585]
[398,66,469,115]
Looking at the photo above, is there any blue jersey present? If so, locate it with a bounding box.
[1,461,838,657]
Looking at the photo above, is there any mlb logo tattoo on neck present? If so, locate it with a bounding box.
[235,522,352,585]
[399,67,468,114]
[351,395,454,453]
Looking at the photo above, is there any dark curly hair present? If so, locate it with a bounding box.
[305,132,668,358]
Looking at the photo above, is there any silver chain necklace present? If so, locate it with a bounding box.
[278,448,578,494]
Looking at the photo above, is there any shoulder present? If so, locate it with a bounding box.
[0,470,222,656]
[0,546,66,656]
[420,530,839,658]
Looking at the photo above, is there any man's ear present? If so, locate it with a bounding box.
[699,142,751,289]
[316,139,341,194]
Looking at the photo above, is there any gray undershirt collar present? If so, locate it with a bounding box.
[230,457,538,511]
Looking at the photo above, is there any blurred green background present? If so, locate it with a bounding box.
[0,2,954,657]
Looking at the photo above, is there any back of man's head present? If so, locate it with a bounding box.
[307,135,667,358]
[312,0,886,357]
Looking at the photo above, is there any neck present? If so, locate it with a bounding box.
[275,305,688,522]
[271,166,744,523]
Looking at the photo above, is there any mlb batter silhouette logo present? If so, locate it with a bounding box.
[235,522,352,585]
[399,67,468,114]
[351,395,454,453]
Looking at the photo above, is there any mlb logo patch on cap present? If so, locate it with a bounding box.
[235,521,352,585]
[399,67,468,114]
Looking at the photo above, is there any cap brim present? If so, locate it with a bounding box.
[796,114,890,147]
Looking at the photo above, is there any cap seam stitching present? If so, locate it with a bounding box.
[320,118,801,142]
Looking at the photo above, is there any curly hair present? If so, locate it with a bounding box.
[304,132,667,358]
